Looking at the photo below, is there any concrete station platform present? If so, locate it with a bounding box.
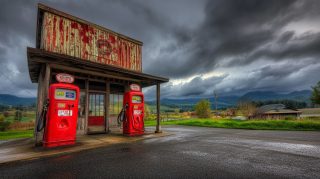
[0,128,170,165]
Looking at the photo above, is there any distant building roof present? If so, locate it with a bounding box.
[256,104,301,115]
[256,104,285,114]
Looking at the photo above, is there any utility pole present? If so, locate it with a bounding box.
[213,90,218,111]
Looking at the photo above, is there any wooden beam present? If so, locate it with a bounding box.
[50,63,141,82]
[85,80,89,134]
[105,80,110,133]
[88,90,107,93]
[34,65,44,145]
[34,63,51,146]
[155,83,162,133]
[27,48,169,83]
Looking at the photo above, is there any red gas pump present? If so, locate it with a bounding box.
[37,74,79,148]
[118,84,144,136]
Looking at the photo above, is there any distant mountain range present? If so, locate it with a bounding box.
[148,90,312,109]
[0,94,36,106]
[0,90,312,108]
[239,90,311,102]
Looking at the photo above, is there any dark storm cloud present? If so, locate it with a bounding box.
[277,31,295,44]
[144,74,228,99]
[146,0,320,78]
[0,0,320,98]
[0,46,6,55]
[0,0,36,46]
[222,58,320,95]
[248,32,320,62]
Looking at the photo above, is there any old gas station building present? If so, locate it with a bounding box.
[27,4,168,142]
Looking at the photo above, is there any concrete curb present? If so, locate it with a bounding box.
[0,132,173,166]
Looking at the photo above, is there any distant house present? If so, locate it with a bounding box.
[253,104,302,119]
[299,108,320,117]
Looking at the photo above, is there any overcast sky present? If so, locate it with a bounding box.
[1,0,320,99]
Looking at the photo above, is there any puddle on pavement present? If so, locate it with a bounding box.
[204,137,320,158]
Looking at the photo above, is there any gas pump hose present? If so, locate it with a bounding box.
[117,104,144,132]
[117,107,127,127]
[36,99,49,132]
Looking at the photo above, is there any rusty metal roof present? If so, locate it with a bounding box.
[256,104,301,114]
[263,109,302,114]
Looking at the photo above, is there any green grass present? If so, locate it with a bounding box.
[2,110,36,122]
[145,118,320,131]
[0,130,33,140]
[5,116,35,122]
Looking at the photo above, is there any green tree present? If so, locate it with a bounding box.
[237,100,257,118]
[311,81,320,105]
[0,114,10,131]
[195,100,211,118]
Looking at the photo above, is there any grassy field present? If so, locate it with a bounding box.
[3,110,36,122]
[144,118,320,131]
[0,129,33,140]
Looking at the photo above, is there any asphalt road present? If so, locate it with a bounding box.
[1,126,320,179]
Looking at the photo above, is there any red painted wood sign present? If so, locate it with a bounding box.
[40,12,142,72]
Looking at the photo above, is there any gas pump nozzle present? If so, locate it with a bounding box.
[117,103,128,126]
[36,99,50,132]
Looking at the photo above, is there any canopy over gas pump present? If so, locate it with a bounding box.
[37,73,79,148]
[118,84,144,136]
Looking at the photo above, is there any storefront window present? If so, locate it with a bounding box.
[110,93,123,115]
[78,91,86,117]
[88,94,105,116]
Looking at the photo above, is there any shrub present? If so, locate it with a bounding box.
[237,101,257,118]
[195,100,211,118]
[3,111,9,117]
[311,81,320,105]
[0,114,10,131]
[284,116,296,120]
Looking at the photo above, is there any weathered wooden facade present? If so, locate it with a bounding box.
[28,4,168,144]
[40,11,142,71]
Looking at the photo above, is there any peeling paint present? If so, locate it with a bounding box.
[40,12,142,72]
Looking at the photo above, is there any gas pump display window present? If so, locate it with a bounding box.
[132,95,142,103]
[55,89,76,100]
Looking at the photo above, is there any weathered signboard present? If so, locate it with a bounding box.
[55,73,74,83]
[40,12,142,72]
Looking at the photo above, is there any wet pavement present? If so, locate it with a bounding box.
[0,126,320,178]
[0,129,170,164]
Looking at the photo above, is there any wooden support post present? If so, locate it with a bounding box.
[85,80,89,134]
[105,80,110,133]
[34,63,51,146]
[155,83,162,133]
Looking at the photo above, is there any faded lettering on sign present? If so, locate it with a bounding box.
[40,12,142,72]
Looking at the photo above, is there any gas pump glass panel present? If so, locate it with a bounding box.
[132,95,142,103]
[55,88,76,100]
[88,93,105,133]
